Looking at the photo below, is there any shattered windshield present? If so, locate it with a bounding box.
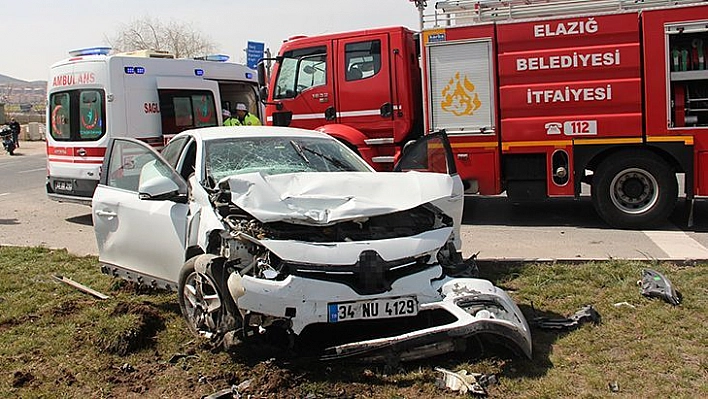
[205,136,371,182]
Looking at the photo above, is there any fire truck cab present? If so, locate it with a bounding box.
[46,47,260,205]
[262,0,708,229]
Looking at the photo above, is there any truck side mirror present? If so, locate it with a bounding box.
[257,62,268,88]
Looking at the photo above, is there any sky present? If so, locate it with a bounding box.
[4,0,422,82]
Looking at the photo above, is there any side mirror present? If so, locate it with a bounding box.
[138,175,186,203]
[257,61,268,88]
[259,86,269,103]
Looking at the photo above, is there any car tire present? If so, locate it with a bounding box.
[591,151,677,229]
[178,254,240,338]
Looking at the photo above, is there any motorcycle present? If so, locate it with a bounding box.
[1,125,15,155]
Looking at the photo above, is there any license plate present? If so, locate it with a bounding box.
[328,296,418,323]
[55,180,73,192]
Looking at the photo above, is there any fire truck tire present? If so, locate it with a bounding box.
[591,152,677,229]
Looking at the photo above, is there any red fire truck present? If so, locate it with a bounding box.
[259,0,708,229]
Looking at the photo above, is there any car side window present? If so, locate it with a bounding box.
[395,132,457,175]
[105,140,163,192]
[161,136,188,169]
[180,141,197,180]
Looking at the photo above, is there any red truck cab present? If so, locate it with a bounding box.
[263,27,422,169]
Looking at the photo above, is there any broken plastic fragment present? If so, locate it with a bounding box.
[638,269,681,306]
[612,302,636,309]
[435,367,496,395]
[533,305,601,330]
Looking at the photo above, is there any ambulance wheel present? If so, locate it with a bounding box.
[178,255,240,339]
[591,151,676,229]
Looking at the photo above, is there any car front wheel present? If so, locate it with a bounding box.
[178,255,240,338]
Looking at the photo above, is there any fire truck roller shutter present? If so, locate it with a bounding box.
[591,150,677,229]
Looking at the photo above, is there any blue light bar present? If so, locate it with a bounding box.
[245,72,253,79]
[195,69,204,76]
[69,46,112,57]
[135,66,145,74]
[205,54,230,62]
[124,66,135,74]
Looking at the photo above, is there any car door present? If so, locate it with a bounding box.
[394,131,464,249]
[92,137,190,287]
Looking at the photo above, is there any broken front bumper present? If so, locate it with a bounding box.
[320,278,533,361]
[233,271,532,362]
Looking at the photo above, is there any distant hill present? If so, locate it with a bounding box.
[0,73,46,86]
[0,74,47,106]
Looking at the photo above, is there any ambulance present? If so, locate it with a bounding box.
[46,47,260,205]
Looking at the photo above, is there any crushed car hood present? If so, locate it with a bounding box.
[222,171,457,224]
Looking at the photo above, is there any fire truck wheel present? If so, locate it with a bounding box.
[591,152,677,229]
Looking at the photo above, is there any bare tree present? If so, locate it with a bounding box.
[106,16,216,58]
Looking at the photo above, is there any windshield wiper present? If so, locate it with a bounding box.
[299,145,351,171]
[290,140,310,164]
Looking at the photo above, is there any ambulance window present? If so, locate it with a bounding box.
[274,46,327,99]
[345,40,381,81]
[192,94,217,127]
[49,89,106,141]
[158,90,218,135]
[50,92,72,140]
[174,97,194,127]
[79,90,104,139]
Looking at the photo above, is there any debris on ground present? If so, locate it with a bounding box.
[168,352,199,364]
[613,302,636,309]
[608,381,620,393]
[435,367,497,396]
[201,379,252,399]
[532,305,601,330]
[52,274,109,300]
[119,363,135,373]
[638,269,682,306]
[201,387,235,399]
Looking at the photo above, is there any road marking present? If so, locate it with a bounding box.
[643,230,708,259]
[0,193,9,197]
[18,167,46,174]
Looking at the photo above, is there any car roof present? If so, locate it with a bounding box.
[175,126,336,142]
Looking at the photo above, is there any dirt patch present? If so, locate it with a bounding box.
[102,302,165,356]
[51,298,92,318]
[239,359,299,396]
[11,371,34,388]
[0,314,40,332]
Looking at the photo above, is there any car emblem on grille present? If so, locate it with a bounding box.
[358,250,390,294]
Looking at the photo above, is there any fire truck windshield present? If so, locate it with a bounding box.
[274,46,327,99]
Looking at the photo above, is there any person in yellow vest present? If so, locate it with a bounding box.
[233,103,261,126]
[222,109,239,126]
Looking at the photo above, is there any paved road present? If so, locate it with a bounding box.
[0,141,96,256]
[2,140,708,261]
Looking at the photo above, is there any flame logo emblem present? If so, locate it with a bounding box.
[441,72,482,116]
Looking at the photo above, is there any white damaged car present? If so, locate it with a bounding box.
[92,126,531,362]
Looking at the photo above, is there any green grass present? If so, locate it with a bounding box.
[0,246,706,398]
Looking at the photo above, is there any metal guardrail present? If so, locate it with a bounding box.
[424,0,708,27]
